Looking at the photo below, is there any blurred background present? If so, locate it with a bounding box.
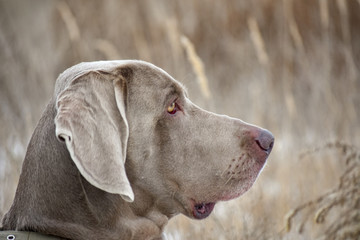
[1,0,359,239]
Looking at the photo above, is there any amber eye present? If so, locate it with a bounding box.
[167,102,177,114]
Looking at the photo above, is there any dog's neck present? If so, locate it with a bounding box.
[1,101,169,240]
[77,173,170,239]
[3,140,169,240]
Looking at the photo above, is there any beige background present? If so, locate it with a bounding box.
[1,0,359,239]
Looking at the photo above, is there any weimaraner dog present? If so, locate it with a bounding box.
[1,60,274,240]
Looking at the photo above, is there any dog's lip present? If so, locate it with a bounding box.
[179,186,250,219]
[178,180,254,219]
[191,200,216,219]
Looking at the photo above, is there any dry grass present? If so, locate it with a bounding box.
[0,0,359,239]
[284,142,360,239]
[181,35,211,100]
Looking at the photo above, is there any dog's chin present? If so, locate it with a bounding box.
[185,187,250,220]
[175,164,264,220]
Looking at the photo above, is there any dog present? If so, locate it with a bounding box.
[1,60,274,240]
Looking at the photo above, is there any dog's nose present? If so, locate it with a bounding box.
[255,129,274,154]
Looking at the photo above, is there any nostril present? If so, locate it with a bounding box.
[255,129,274,154]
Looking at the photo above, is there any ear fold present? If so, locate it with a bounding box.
[55,71,134,202]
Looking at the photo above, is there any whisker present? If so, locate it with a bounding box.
[224,175,233,186]
[221,167,229,177]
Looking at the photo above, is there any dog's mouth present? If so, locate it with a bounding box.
[192,202,216,219]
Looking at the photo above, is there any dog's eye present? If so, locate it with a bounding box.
[167,102,177,114]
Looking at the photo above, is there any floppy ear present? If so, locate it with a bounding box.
[54,71,134,202]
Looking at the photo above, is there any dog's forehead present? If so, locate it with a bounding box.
[128,61,188,96]
[55,60,188,99]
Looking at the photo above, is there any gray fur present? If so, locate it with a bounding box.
[1,60,274,240]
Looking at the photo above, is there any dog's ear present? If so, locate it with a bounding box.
[55,70,134,202]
